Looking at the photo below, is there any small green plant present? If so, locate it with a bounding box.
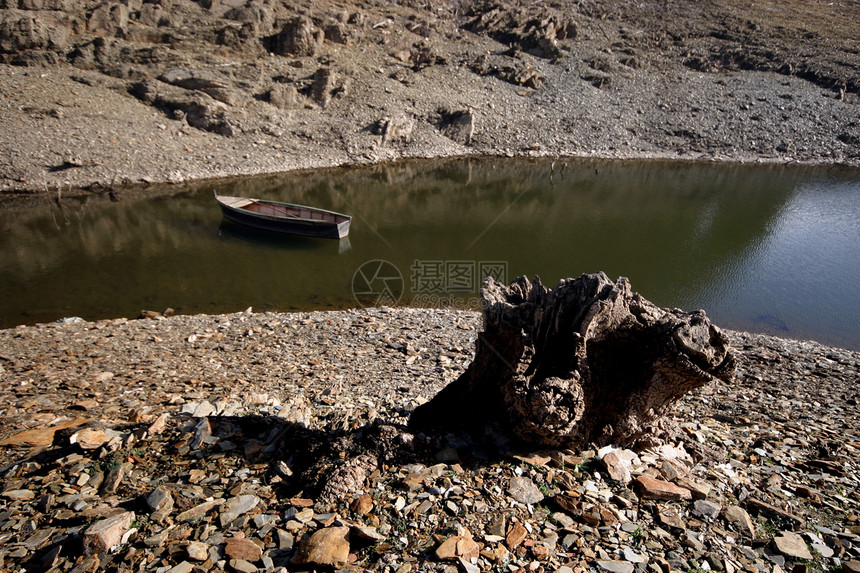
[538,481,553,497]
[573,459,595,474]
[757,519,778,538]
[631,526,644,547]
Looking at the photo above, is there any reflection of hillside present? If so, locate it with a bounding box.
[207,159,799,307]
[0,191,207,281]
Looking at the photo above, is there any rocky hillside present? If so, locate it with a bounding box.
[1,0,858,196]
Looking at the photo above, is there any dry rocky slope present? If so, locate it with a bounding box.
[0,308,859,572]
[1,0,859,197]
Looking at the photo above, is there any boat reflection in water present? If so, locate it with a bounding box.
[217,220,352,254]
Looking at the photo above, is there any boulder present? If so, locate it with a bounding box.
[272,16,323,57]
[269,83,301,109]
[0,13,68,53]
[435,109,475,145]
[87,2,128,37]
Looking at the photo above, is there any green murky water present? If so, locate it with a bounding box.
[2,158,858,349]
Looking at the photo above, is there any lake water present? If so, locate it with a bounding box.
[1,159,859,350]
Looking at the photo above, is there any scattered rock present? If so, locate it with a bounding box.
[597,561,636,573]
[224,536,263,562]
[772,531,814,561]
[435,534,480,561]
[507,475,545,505]
[0,418,90,447]
[219,494,260,527]
[634,475,693,501]
[186,541,209,561]
[722,505,756,537]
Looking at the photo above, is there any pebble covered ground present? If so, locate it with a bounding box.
[1,308,859,573]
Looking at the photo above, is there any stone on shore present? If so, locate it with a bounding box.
[291,526,350,567]
[82,511,135,555]
[723,505,756,537]
[507,476,545,505]
[633,475,692,501]
[773,531,814,561]
[224,536,263,562]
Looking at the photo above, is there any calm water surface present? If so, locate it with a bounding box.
[1,159,858,350]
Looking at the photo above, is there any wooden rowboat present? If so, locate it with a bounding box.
[215,193,351,239]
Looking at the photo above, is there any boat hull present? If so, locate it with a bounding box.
[215,195,351,239]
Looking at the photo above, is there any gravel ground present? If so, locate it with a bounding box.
[0,308,858,572]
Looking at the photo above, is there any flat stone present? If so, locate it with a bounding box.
[351,493,373,515]
[487,515,506,537]
[693,499,722,519]
[229,559,258,573]
[722,505,755,537]
[507,476,544,505]
[745,498,804,527]
[597,560,635,573]
[69,428,112,449]
[2,488,35,500]
[101,461,132,495]
[675,476,712,500]
[146,484,174,513]
[165,562,195,573]
[82,511,134,555]
[147,413,169,436]
[550,511,575,528]
[512,452,552,466]
[352,525,386,543]
[506,521,528,549]
[224,537,263,562]
[186,541,209,561]
[219,494,260,527]
[291,526,350,567]
[435,535,480,561]
[623,547,647,563]
[772,531,813,561]
[0,418,91,447]
[842,561,860,573]
[192,400,217,417]
[658,506,686,529]
[23,527,54,549]
[601,450,632,483]
[633,475,692,501]
[176,499,223,522]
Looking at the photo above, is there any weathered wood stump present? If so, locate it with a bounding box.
[409,272,736,449]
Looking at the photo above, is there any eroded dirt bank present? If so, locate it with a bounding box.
[1,0,859,198]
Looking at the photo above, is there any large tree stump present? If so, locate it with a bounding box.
[409,272,736,449]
